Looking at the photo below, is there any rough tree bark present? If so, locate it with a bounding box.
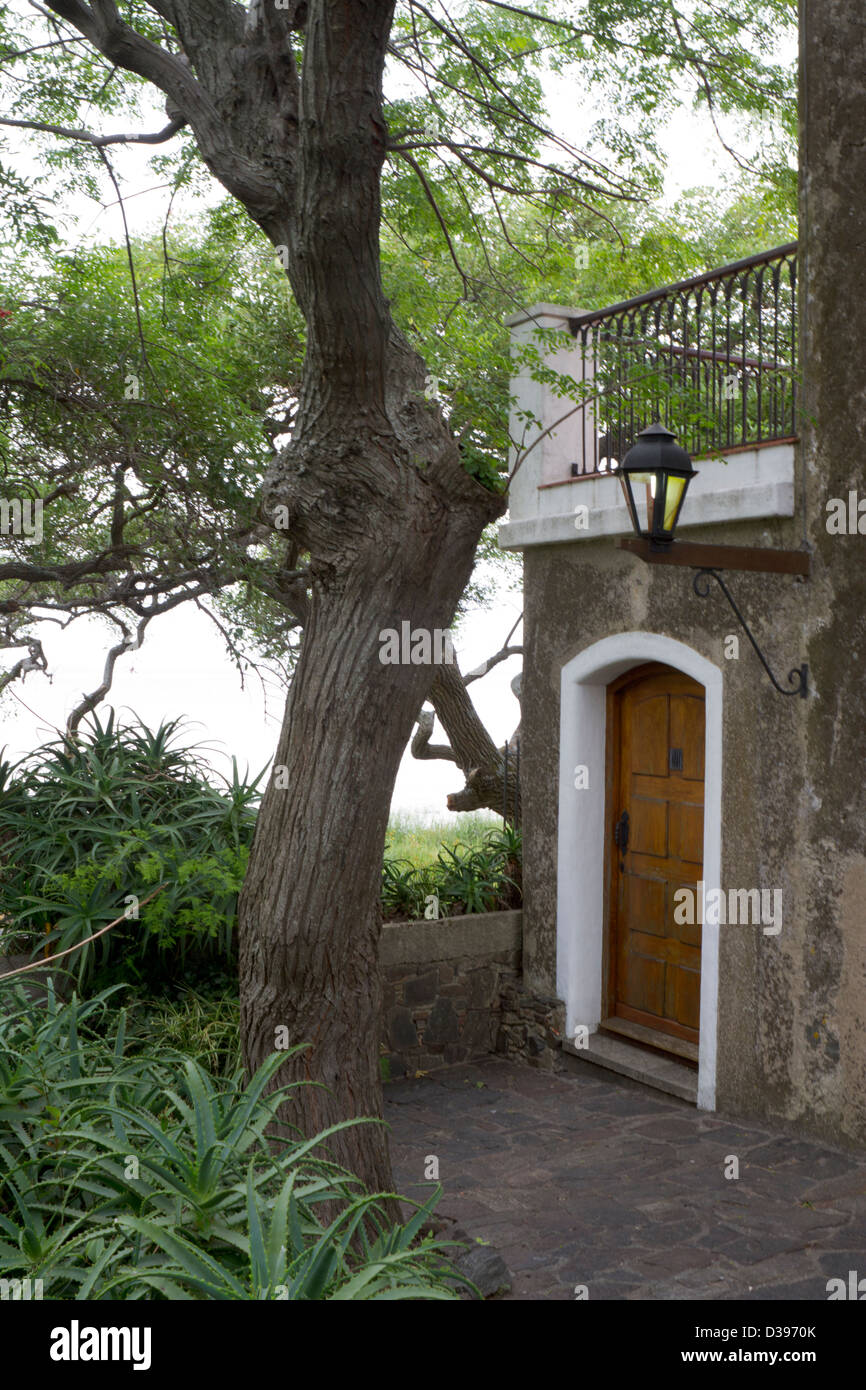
[39,0,505,1195]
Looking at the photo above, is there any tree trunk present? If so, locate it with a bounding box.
[239,478,503,1192]
[236,0,505,1195]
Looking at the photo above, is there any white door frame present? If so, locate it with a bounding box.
[557,632,722,1109]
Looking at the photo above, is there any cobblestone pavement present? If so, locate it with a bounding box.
[385,1056,866,1301]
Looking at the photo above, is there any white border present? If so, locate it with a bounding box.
[557,632,722,1109]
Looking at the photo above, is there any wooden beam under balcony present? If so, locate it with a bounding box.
[616,537,811,576]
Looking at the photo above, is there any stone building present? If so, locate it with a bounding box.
[498,237,866,1146]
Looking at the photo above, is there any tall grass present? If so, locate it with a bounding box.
[385,812,500,868]
[382,822,521,921]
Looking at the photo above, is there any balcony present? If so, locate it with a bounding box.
[499,243,798,551]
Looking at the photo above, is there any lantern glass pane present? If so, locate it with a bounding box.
[619,474,639,535]
[628,470,655,533]
[662,475,686,533]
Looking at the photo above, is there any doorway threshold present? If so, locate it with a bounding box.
[562,1031,698,1104]
[600,1015,698,1064]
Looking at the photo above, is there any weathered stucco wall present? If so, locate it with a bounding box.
[790,0,866,1147]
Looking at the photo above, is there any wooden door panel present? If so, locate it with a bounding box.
[669,802,703,865]
[669,962,701,1032]
[607,665,705,1051]
[631,695,669,775]
[670,695,705,780]
[629,930,700,970]
[622,951,665,1017]
[622,874,666,939]
[672,879,702,947]
[629,796,668,857]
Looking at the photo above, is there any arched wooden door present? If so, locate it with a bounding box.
[604,663,705,1060]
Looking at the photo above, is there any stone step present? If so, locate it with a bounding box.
[562,1031,698,1104]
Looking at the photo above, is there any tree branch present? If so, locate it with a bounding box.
[394,150,471,294]
[463,644,522,686]
[0,639,48,696]
[0,114,186,146]
[409,625,523,819]
[40,0,282,227]
[410,707,457,763]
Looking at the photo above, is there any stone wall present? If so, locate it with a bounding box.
[380,909,561,1078]
[497,981,566,1073]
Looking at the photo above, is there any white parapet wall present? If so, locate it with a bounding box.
[504,302,596,527]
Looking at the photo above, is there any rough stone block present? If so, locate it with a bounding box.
[404,970,439,1005]
[462,1010,496,1052]
[528,1050,555,1072]
[466,967,497,1009]
[438,982,470,1000]
[387,1006,419,1051]
[456,1245,512,1299]
[423,997,460,1045]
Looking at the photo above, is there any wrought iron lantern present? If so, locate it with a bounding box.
[618,422,697,548]
[615,423,810,698]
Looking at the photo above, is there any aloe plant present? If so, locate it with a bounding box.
[381,826,522,920]
[0,983,470,1300]
[1,716,522,996]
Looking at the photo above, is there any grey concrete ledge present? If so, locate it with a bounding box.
[380,910,523,967]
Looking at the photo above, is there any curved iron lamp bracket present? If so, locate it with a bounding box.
[692,567,808,698]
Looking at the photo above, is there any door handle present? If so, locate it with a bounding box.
[614,809,629,854]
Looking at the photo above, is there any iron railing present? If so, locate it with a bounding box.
[564,242,798,478]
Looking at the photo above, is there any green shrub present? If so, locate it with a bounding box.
[381,823,521,921]
[0,983,468,1300]
[127,989,243,1077]
[0,712,262,991]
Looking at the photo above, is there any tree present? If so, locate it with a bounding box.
[0,223,309,719]
[0,0,795,1195]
